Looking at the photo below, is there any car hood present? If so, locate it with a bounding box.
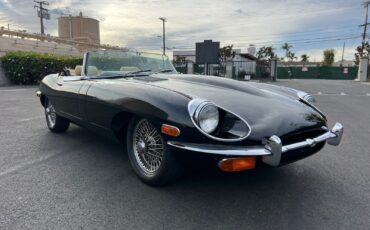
[129,74,327,139]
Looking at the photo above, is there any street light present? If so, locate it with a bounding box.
[159,17,167,55]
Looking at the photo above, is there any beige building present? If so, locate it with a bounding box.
[58,12,100,45]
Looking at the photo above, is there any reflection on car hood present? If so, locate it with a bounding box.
[130,74,327,139]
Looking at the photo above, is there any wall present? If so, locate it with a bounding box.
[0,36,81,56]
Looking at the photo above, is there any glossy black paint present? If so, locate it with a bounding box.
[39,73,327,150]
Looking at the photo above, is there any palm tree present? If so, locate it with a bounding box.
[281,43,293,61]
[301,54,310,62]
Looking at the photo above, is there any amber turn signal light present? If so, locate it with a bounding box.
[161,124,181,137]
[218,157,257,172]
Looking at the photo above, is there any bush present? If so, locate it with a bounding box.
[1,51,82,85]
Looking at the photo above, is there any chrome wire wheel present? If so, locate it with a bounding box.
[133,119,164,174]
[45,100,57,128]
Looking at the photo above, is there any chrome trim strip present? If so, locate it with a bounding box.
[167,141,271,156]
[187,98,252,142]
[168,123,343,160]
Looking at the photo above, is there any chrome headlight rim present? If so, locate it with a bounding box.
[188,98,252,142]
[194,102,219,134]
[297,92,315,104]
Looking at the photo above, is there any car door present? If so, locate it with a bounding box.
[84,80,122,131]
[54,76,91,123]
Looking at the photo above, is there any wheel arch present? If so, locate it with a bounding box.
[111,111,135,143]
[40,94,47,107]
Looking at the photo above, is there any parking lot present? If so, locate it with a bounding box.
[0,79,369,229]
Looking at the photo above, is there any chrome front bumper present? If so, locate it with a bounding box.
[167,122,343,167]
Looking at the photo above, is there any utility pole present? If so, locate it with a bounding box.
[34,1,49,35]
[159,17,167,55]
[341,42,345,66]
[360,1,370,56]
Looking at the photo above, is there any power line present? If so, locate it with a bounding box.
[34,1,49,35]
[360,1,370,56]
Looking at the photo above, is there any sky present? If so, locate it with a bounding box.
[0,0,367,61]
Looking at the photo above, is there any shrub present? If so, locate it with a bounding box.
[1,51,82,85]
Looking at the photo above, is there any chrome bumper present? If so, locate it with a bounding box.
[167,122,343,167]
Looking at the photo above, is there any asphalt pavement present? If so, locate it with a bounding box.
[0,80,369,229]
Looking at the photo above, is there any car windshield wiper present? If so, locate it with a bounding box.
[157,69,174,73]
[125,69,152,75]
[89,69,152,79]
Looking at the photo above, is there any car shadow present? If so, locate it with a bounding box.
[48,125,352,229]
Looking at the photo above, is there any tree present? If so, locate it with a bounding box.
[281,43,293,61]
[219,45,235,77]
[354,41,370,65]
[287,51,297,62]
[256,46,276,79]
[301,54,310,62]
[323,49,335,66]
[173,55,186,66]
[256,46,276,61]
[219,45,235,63]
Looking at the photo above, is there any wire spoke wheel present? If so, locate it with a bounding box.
[45,100,57,128]
[133,119,164,174]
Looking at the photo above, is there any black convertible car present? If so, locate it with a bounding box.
[37,50,343,186]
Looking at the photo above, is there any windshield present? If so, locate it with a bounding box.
[84,50,177,77]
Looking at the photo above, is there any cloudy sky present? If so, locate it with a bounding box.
[0,0,367,61]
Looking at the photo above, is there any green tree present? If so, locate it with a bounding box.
[354,41,370,65]
[256,46,276,61]
[173,56,186,66]
[287,51,297,62]
[219,45,235,77]
[301,54,310,62]
[281,43,292,61]
[323,49,335,66]
[219,45,235,63]
[256,46,276,79]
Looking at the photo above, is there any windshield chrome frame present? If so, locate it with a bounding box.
[82,50,176,78]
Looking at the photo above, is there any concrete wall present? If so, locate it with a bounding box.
[0,36,81,56]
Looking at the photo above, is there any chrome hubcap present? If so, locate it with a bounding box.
[46,101,56,128]
[133,119,164,174]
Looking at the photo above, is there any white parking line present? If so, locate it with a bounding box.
[317,92,322,95]
[340,92,346,96]
[0,89,32,92]
[0,154,55,178]
[18,116,44,122]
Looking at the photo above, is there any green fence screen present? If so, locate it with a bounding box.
[277,66,358,80]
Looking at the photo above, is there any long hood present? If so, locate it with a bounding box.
[130,74,327,139]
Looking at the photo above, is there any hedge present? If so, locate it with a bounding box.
[1,51,82,85]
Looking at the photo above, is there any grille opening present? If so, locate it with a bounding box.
[279,127,327,164]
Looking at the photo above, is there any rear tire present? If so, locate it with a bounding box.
[126,117,183,186]
[45,98,70,133]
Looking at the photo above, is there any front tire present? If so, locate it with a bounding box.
[126,117,183,186]
[45,98,70,133]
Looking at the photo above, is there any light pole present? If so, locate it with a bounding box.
[159,17,166,55]
[361,1,370,56]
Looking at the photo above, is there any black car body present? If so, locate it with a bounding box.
[37,50,343,185]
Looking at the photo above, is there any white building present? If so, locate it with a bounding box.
[173,49,257,74]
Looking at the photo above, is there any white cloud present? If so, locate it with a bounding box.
[0,0,364,58]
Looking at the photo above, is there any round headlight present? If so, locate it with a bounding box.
[196,103,219,133]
